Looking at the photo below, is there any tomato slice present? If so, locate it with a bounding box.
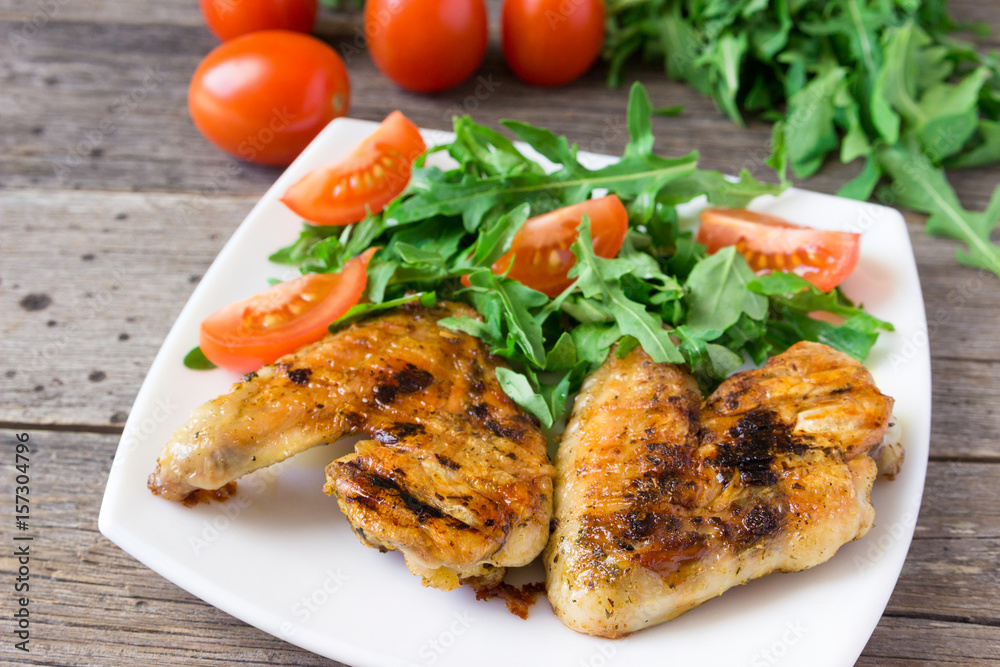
[697,208,861,293]
[489,195,629,297]
[281,111,426,226]
[199,249,376,373]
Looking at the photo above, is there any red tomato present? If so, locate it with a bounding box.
[365,0,488,93]
[200,0,317,41]
[502,0,605,87]
[491,195,628,296]
[697,208,861,293]
[199,249,376,373]
[281,111,426,226]
[188,31,350,166]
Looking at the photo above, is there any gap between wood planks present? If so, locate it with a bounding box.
[882,611,1000,629]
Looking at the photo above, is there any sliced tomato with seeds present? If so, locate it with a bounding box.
[697,208,861,293]
[488,195,629,297]
[199,248,376,373]
[281,111,426,226]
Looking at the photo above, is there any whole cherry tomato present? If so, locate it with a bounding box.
[188,31,350,165]
[365,0,488,93]
[200,0,317,41]
[502,0,605,87]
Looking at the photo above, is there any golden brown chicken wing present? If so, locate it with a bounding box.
[545,341,898,637]
[148,302,554,590]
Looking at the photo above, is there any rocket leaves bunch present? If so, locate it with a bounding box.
[605,0,1000,277]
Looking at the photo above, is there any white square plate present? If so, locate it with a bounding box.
[100,117,930,667]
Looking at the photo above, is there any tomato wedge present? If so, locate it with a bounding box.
[281,111,426,226]
[199,249,376,373]
[697,208,861,292]
[489,195,629,297]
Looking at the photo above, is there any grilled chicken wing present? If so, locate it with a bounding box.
[148,302,554,590]
[545,341,897,637]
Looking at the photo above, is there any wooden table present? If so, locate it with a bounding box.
[2,1,998,664]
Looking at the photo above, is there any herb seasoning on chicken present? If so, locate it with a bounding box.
[149,302,554,590]
[545,341,900,637]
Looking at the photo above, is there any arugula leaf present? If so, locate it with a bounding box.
[495,367,554,428]
[684,247,768,332]
[603,0,1000,280]
[749,272,894,359]
[878,140,1000,275]
[183,346,217,371]
[332,292,436,330]
[569,218,683,363]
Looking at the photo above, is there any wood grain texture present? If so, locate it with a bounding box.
[859,616,1000,666]
[3,0,1000,663]
[3,17,1000,210]
[0,431,997,667]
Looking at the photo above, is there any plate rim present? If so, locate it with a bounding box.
[99,116,931,667]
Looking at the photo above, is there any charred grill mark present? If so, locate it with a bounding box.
[435,453,460,470]
[371,422,425,444]
[621,511,661,541]
[581,507,706,576]
[467,359,486,395]
[643,443,688,474]
[485,418,524,442]
[711,409,806,486]
[735,503,781,548]
[469,402,525,441]
[286,367,312,385]
[373,364,434,405]
[393,422,425,438]
[349,463,445,524]
[344,411,365,429]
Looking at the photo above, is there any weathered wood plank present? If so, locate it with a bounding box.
[0,430,996,666]
[859,616,1000,666]
[3,190,999,461]
[0,190,248,426]
[3,17,999,211]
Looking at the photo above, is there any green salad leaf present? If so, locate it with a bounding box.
[604,0,1000,280]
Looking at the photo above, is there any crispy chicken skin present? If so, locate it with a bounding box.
[545,341,898,637]
[148,302,554,590]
